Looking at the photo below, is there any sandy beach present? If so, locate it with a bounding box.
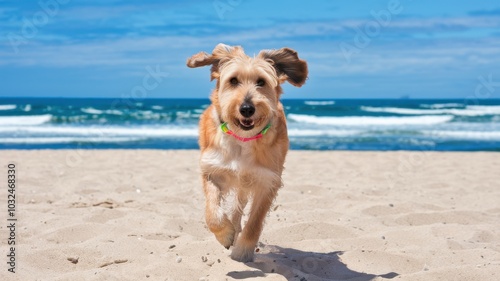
[0,150,499,281]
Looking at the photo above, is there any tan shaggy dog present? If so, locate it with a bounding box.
[187,43,308,262]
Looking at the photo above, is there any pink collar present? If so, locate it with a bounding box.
[220,122,272,142]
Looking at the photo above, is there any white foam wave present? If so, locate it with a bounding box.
[361,105,500,116]
[0,115,52,126]
[361,107,435,115]
[176,111,201,119]
[422,130,500,140]
[304,101,335,106]
[288,129,360,137]
[0,125,199,137]
[105,109,123,115]
[81,107,123,115]
[0,105,16,110]
[23,104,32,112]
[467,105,500,113]
[151,105,163,110]
[0,137,144,144]
[288,114,453,126]
[0,124,363,139]
[81,107,103,114]
[131,110,153,116]
[420,103,463,109]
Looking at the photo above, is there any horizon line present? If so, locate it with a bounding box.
[1,97,499,101]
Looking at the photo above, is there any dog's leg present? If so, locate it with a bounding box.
[203,176,235,249]
[231,186,277,262]
[231,190,248,245]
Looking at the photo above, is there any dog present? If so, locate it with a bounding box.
[187,43,308,262]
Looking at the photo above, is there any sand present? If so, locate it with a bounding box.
[0,150,499,281]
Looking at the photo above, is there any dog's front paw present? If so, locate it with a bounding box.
[213,219,235,249]
[230,239,255,262]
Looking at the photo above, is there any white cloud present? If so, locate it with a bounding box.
[1,9,499,81]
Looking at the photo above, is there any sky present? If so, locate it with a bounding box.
[1,0,499,99]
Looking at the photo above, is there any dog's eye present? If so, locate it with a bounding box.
[230,77,239,86]
[256,79,265,87]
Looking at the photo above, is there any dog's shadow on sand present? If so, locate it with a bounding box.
[227,245,398,281]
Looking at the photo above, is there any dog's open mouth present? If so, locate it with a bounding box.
[238,118,255,130]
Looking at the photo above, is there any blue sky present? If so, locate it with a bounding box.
[1,0,499,99]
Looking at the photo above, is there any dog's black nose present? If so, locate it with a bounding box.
[239,103,255,118]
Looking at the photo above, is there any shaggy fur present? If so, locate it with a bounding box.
[187,43,308,262]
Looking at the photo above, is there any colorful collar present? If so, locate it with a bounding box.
[220,122,272,142]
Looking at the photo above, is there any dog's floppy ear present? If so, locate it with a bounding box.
[258,47,308,87]
[187,43,244,80]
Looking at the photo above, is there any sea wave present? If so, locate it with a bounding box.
[106,110,123,115]
[420,103,463,109]
[304,101,335,106]
[0,137,144,144]
[81,107,103,114]
[0,115,52,126]
[81,107,123,115]
[175,111,200,119]
[0,105,16,111]
[288,129,360,137]
[0,125,364,139]
[422,130,500,140]
[467,105,500,113]
[361,105,500,116]
[0,125,199,137]
[288,114,453,126]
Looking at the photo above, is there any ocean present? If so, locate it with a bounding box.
[1,98,500,151]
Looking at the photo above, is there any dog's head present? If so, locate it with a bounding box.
[187,43,308,135]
